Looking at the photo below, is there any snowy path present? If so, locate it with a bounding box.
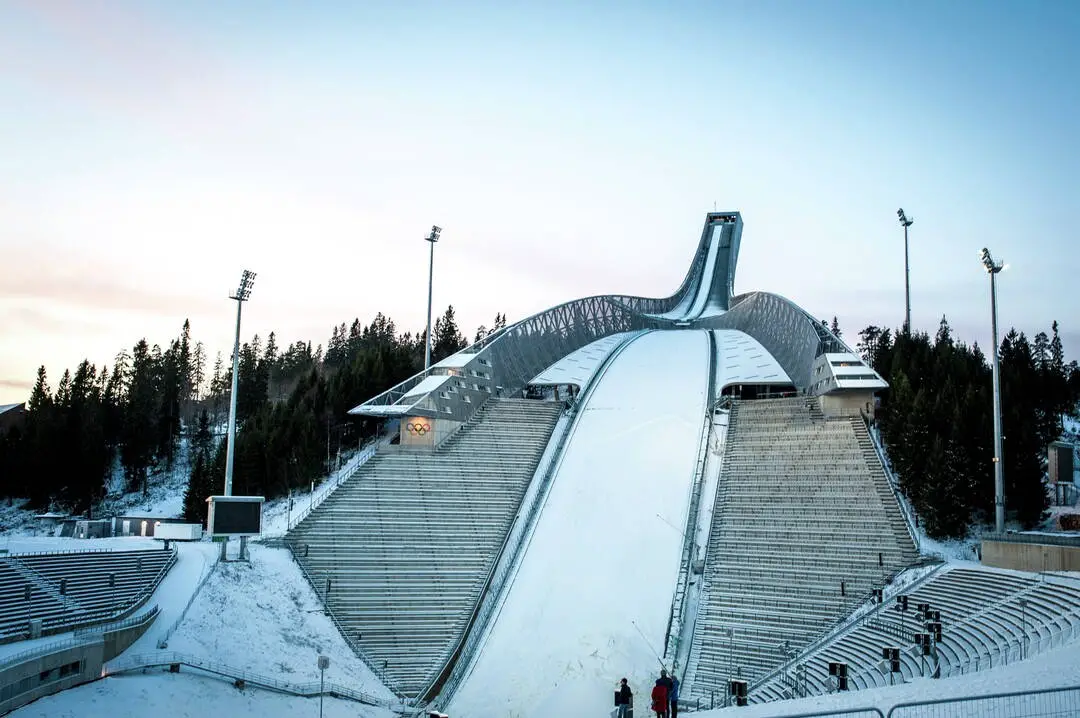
[448,330,711,717]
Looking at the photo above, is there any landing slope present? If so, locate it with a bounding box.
[449,330,710,717]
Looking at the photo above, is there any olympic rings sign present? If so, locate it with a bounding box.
[406,421,431,436]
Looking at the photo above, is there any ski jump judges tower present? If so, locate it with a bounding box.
[288,212,914,714]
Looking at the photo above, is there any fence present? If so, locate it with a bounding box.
[684,684,1080,717]
[105,651,393,708]
[156,554,219,649]
[887,684,1080,717]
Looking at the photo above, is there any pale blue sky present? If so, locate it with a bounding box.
[1,1,1077,401]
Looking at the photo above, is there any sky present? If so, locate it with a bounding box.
[1,0,1078,403]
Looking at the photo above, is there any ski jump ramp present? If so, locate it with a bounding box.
[342,212,894,713]
[449,330,711,717]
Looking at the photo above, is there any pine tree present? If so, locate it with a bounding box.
[432,305,466,363]
[830,316,841,338]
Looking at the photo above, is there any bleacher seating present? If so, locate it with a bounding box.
[287,397,563,697]
[752,566,1080,700]
[685,397,918,702]
[0,547,176,640]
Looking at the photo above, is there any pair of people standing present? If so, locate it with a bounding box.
[650,669,680,718]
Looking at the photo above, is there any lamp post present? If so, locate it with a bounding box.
[980,247,1006,534]
[317,655,330,718]
[897,209,913,332]
[423,225,442,370]
[1019,597,1028,659]
[224,270,256,497]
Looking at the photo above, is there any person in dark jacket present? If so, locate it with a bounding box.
[669,674,680,718]
[615,677,633,717]
[651,677,669,718]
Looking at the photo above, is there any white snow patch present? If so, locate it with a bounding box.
[165,543,394,700]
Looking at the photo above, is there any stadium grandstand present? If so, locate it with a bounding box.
[0,547,175,642]
[282,212,1080,716]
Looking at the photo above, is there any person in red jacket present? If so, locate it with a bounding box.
[651,676,669,718]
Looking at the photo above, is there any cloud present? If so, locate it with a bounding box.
[0,379,32,391]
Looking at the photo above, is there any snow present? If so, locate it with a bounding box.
[530,332,635,387]
[448,330,711,718]
[163,543,395,701]
[713,329,790,386]
[10,671,396,718]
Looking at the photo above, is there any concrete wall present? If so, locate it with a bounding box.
[400,415,435,448]
[981,539,1080,572]
[819,390,875,419]
[0,640,104,714]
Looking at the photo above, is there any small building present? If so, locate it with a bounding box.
[0,403,25,434]
[112,515,189,538]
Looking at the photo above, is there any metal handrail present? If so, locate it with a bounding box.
[105,651,391,707]
[860,416,920,552]
[664,330,719,665]
[287,440,379,531]
[749,563,946,696]
[156,554,218,649]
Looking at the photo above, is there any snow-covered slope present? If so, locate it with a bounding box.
[448,330,710,718]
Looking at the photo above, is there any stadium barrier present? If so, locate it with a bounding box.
[0,605,159,714]
[886,683,1080,717]
[104,651,395,709]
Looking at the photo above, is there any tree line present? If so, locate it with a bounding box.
[0,305,496,526]
[859,319,1080,539]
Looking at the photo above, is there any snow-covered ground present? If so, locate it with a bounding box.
[11,671,395,718]
[164,543,394,700]
[449,330,711,718]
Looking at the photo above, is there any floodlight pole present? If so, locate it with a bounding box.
[982,248,1006,534]
[897,209,913,332]
[224,270,255,497]
[423,225,441,370]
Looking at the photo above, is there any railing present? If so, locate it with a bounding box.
[77,604,159,638]
[0,635,103,672]
[887,683,1080,717]
[156,554,218,649]
[428,331,647,709]
[104,651,392,708]
[749,563,946,698]
[664,330,719,665]
[982,531,1080,548]
[685,683,1080,716]
[287,441,379,531]
[862,416,920,553]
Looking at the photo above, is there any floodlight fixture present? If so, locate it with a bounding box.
[423,226,443,370]
[897,208,913,227]
[980,247,1004,274]
[981,246,1006,532]
[232,269,256,301]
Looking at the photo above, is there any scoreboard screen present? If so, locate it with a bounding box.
[207,496,264,537]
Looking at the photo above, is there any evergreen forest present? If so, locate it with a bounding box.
[0,306,1076,541]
